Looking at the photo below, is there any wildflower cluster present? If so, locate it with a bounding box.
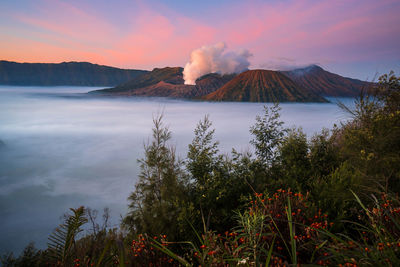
[369,193,400,238]
[245,189,333,265]
[129,234,177,266]
[187,230,246,266]
[319,193,400,266]
[183,190,334,266]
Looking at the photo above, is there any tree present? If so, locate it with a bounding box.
[250,103,287,166]
[278,128,311,191]
[187,115,237,231]
[309,128,340,180]
[187,115,220,185]
[123,114,190,240]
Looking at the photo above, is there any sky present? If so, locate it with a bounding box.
[0,0,399,80]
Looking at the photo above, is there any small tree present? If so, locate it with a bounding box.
[309,128,340,180]
[187,115,220,185]
[250,103,287,166]
[186,115,235,231]
[123,114,189,240]
[278,128,311,191]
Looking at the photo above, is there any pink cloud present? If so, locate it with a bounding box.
[13,1,117,46]
[106,6,216,68]
[209,0,400,67]
[1,0,398,73]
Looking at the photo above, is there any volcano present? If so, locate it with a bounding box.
[202,69,327,102]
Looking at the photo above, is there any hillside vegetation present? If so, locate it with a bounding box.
[2,72,399,266]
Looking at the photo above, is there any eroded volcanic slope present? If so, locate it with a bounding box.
[203,69,327,102]
[92,67,235,98]
[282,65,370,97]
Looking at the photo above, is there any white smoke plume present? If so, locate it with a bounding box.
[183,42,252,85]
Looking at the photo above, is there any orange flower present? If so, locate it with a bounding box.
[207,250,216,255]
[200,244,206,249]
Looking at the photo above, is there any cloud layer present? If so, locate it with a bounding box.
[183,42,251,85]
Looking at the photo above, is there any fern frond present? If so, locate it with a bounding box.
[47,206,88,265]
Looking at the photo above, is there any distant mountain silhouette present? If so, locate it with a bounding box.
[203,70,327,102]
[282,65,370,97]
[0,61,147,86]
[92,67,235,98]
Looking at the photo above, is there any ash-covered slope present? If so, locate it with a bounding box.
[203,70,327,102]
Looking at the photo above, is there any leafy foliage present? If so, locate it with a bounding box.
[250,103,287,166]
[278,128,311,191]
[123,114,192,241]
[337,72,400,194]
[47,206,88,264]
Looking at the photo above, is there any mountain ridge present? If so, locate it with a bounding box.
[282,65,370,97]
[0,60,147,86]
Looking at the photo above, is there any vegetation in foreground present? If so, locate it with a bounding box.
[1,72,399,266]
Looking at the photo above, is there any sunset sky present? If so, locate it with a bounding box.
[1,0,399,80]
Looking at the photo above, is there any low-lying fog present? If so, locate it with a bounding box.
[0,86,354,255]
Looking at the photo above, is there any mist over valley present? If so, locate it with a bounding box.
[0,86,354,254]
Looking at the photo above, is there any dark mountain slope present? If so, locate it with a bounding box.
[99,67,184,94]
[193,73,236,96]
[282,65,370,97]
[0,61,147,86]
